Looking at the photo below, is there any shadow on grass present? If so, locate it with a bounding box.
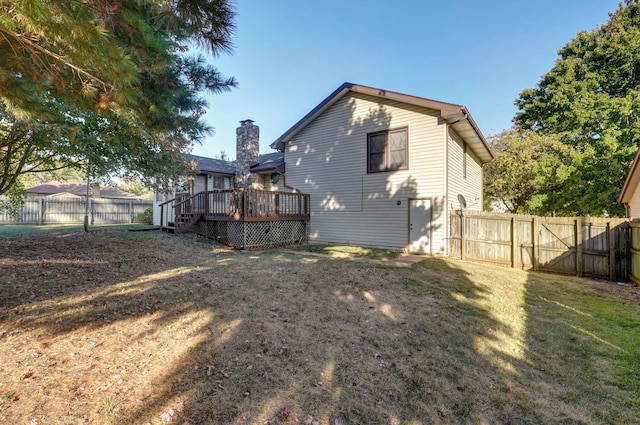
[2,229,638,424]
[519,272,640,424]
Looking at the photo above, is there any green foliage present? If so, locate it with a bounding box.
[514,0,640,216]
[0,180,25,221]
[484,129,580,214]
[0,0,237,195]
[136,207,153,225]
[118,179,153,200]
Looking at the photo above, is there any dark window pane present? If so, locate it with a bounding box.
[369,152,385,172]
[368,133,386,172]
[369,133,386,153]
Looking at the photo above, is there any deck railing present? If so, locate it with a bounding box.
[160,189,310,230]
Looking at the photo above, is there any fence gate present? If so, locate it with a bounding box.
[535,218,577,275]
[450,211,631,281]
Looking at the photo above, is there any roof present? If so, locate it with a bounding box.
[618,148,640,204]
[251,152,285,173]
[270,82,495,164]
[185,154,237,175]
[185,152,285,175]
[26,182,142,200]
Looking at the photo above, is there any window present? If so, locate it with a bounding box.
[211,175,226,189]
[367,128,408,173]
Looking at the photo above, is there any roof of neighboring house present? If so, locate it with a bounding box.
[618,148,640,204]
[26,182,142,200]
[185,154,237,175]
[185,152,285,175]
[270,82,495,164]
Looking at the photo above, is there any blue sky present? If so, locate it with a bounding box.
[194,0,621,159]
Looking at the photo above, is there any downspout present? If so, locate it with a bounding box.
[444,123,450,257]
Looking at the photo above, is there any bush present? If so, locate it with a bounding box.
[136,207,153,225]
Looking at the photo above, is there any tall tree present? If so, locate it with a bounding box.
[514,0,640,216]
[0,0,236,195]
[484,129,578,214]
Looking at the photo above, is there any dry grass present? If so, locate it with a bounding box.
[0,226,639,425]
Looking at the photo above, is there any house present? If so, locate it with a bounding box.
[151,121,288,226]
[153,119,309,250]
[619,148,640,217]
[27,182,142,200]
[156,83,494,254]
[270,82,494,255]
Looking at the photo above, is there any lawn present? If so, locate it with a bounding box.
[1,226,639,424]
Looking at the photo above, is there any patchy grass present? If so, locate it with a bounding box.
[291,244,400,260]
[0,227,639,424]
[0,223,153,238]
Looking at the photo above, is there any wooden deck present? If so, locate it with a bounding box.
[159,189,310,249]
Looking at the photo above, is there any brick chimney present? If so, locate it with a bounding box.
[235,119,259,188]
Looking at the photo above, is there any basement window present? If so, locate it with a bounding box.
[367,128,408,173]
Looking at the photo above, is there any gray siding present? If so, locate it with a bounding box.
[152,175,232,226]
[286,91,449,253]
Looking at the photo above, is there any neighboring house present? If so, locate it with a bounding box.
[156,83,494,254]
[619,148,640,217]
[152,121,287,226]
[26,182,142,200]
[270,82,494,255]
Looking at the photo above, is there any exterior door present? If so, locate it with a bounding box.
[409,199,432,254]
[193,175,206,194]
[193,175,206,209]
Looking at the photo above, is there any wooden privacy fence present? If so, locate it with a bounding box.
[629,219,640,285]
[450,211,631,281]
[0,196,152,225]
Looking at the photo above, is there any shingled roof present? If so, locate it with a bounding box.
[185,152,284,175]
[26,182,142,200]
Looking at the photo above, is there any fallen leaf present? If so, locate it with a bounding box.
[280,406,291,418]
[20,371,34,380]
[161,409,178,423]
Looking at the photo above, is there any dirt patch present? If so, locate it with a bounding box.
[584,279,640,304]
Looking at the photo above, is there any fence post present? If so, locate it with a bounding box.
[532,216,539,271]
[576,217,583,277]
[511,216,517,269]
[460,210,466,260]
[608,222,616,281]
[38,198,44,225]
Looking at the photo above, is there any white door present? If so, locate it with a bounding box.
[408,199,432,254]
[193,176,206,209]
[194,175,206,194]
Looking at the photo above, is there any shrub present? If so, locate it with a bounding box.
[136,207,153,225]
